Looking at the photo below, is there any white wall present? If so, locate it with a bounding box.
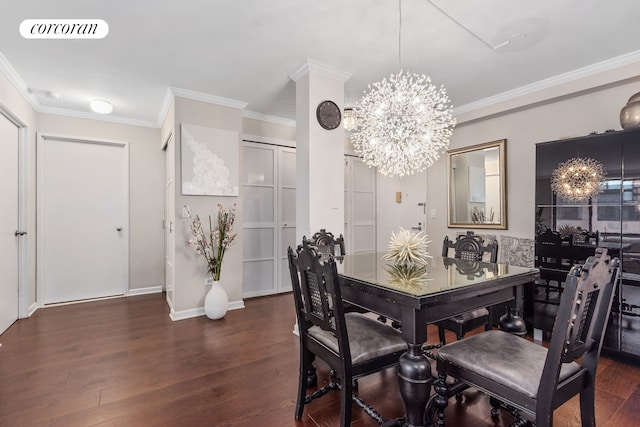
[172,96,244,313]
[376,171,428,252]
[169,97,297,316]
[426,78,640,253]
[243,117,296,141]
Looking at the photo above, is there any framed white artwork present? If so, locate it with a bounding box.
[181,123,239,196]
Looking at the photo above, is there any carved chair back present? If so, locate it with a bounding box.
[442,231,498,263]
[311,228,346,259]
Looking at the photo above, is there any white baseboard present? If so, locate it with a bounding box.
[127,286,163,296]
[27,302,38,317]
[169,299,245,321]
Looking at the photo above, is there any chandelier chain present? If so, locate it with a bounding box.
[398,0,402,69]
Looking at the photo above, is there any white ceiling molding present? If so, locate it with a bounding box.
[0,52,41,111]
[38,105,159,128]
[454,49,640,124]
[243,110,296,128]
[155,87,175,128]
[289,58,352,83]
[169,86,248,110]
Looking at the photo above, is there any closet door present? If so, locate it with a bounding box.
[242,142,295,298]
[279,147,296,291]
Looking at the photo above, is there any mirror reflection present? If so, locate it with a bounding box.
[447,139,507,229]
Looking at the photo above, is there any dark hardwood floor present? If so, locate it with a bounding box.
[1,292,639,426]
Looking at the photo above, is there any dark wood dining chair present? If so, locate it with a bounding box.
[535,229,573,302]
[434,248,620,427]
[436,231,498,344]
[288,239,406,427]
[306,229,366,387]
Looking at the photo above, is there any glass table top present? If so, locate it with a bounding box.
[336,252,537,297]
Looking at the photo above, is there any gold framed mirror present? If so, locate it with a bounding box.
[447,139,507,229]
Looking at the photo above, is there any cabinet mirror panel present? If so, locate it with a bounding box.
[447,139,507,229]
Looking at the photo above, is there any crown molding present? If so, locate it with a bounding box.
[39,105,159,128]
[170,86,248,110]
[242,110,296,127]
[454,49,640,121]
[155,86,175,127]
[289,58,352,83]
[0,52,41,111]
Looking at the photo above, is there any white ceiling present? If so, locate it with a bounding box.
[2,0,640,127]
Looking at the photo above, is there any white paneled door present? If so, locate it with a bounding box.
[242,141,295,298]
[0,113,20,334]
[38,135,128,304]
[344,156,376,253]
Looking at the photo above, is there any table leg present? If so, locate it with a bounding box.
[398,343,432,427]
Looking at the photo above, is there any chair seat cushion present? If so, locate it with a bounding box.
[309,313,406,365]
[438,330,581,398]
[448,308,489,324]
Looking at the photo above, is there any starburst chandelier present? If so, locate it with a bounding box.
[350,0,456,177]
[551,157,606,202]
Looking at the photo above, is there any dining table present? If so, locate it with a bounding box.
[336,252,539,427]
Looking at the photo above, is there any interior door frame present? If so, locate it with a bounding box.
[162,132,175,311]
[0,102,28,318]
[36,133,130,306]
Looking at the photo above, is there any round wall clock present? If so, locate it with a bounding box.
[316,100,342,130]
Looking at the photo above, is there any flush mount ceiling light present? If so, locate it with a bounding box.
[551,157,606,202]
[89,99,113,114]
[350,0,456,177]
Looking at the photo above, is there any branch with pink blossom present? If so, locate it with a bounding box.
[185,204,237,281]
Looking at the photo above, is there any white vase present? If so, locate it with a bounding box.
[204,277,228,320]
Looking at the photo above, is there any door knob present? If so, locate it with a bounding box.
[411,222,422,231]
[116,227,123,232]
[14,230,27,236]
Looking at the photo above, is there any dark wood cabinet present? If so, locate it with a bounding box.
[535,128,640,360]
